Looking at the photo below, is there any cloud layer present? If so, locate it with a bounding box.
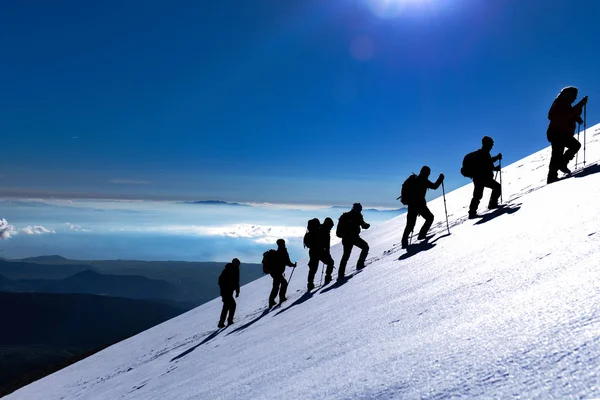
[0,218,55,239]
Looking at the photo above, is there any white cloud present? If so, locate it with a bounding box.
[20,225,55,235]
[1,218,56,238]
[65,222,91,232]
[0,218,15,240]
[139,223,306,244]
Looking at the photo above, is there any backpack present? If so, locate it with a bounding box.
[461,151,478,178]
[261,249,277,274]
[303,218,321,249]
[336,212,351,239]
[400,174,418,206]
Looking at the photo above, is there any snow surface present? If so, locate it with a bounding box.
[8,123,600,400]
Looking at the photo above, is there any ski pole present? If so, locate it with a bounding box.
[584,103,587,166]
[576,122,581,168]
[442,181,450,235]
[499,159,503,204]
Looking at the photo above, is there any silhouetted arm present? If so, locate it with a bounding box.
[428,175,443,190]
[357,213,370,229]
[283,249,295,267]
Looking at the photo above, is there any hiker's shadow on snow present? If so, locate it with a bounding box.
[319,271,360,294]
[170,329,225,362]
[474,204,521,225]
[572,162,600,178]
[226,308,271,336]
[398,241,437,261]
[274,291,313,316]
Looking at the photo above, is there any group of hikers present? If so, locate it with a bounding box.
[217,86,589,328]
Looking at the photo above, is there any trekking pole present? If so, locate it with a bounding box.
[499,160,503,204]
[576,122,581,168]
[442,181,450,235]
[288,264,296,285]
[584,103,587,166]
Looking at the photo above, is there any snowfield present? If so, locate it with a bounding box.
[8,123,600,400]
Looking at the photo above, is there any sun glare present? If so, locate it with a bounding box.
[366,0,433,19]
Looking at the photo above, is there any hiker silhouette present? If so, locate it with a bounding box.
[217,258,240,328]
[400,166,444,249]
[267,239,296,308]
[463,136,502,219]
[336,203,370,281]
[546,86,587,184]
[304,217,335,290]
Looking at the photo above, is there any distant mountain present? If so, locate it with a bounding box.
[0,274,24,292]
[5,257,265,306]
[20,255,72,264]
[182,200,251,207]
[32,270,190,304]
[0,291,183,397]
[0,260,93,280]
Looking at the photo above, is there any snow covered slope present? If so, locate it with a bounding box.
[8,123,600,399]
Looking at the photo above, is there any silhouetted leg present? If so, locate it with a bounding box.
[322,252,335,283]
[307,251,319,289]
[219,295,229,325]
[402,206,418,246]
[322,252,334,275]
[354,237,369,268]
[229,298,236,323]
[548,142,565,182]
[486,179,501,207]
[269,273,281,304]
[469,180,485,215]
[563,136,582,163]
[279,276,288,301]
[338,239,354,278]
[418,206,434,239]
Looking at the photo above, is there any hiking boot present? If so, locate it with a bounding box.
[356,264,365,271]
[218,321,225,328]
[307,282,315,291]
[547,175,559,184]
[559,165,571,174]
[324,275,332,285]
[401,239,408,249]
[488,203,499,210]
[269,299,277,308]
[468,211,479,219]
[417,233,427,240]
[337,273,345,282]
[279,297,287,303]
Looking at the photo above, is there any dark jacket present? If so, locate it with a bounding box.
[218,262,240,294]
[318,227,332,252]
[547,94,584,142]
[409,175,443,206]
[273,247,294,275]
[471,149,498,180]
[345,209,369,238]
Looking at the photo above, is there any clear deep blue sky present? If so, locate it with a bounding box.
[2,0,599,207]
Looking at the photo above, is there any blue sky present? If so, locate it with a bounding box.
[1,0,599,207]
